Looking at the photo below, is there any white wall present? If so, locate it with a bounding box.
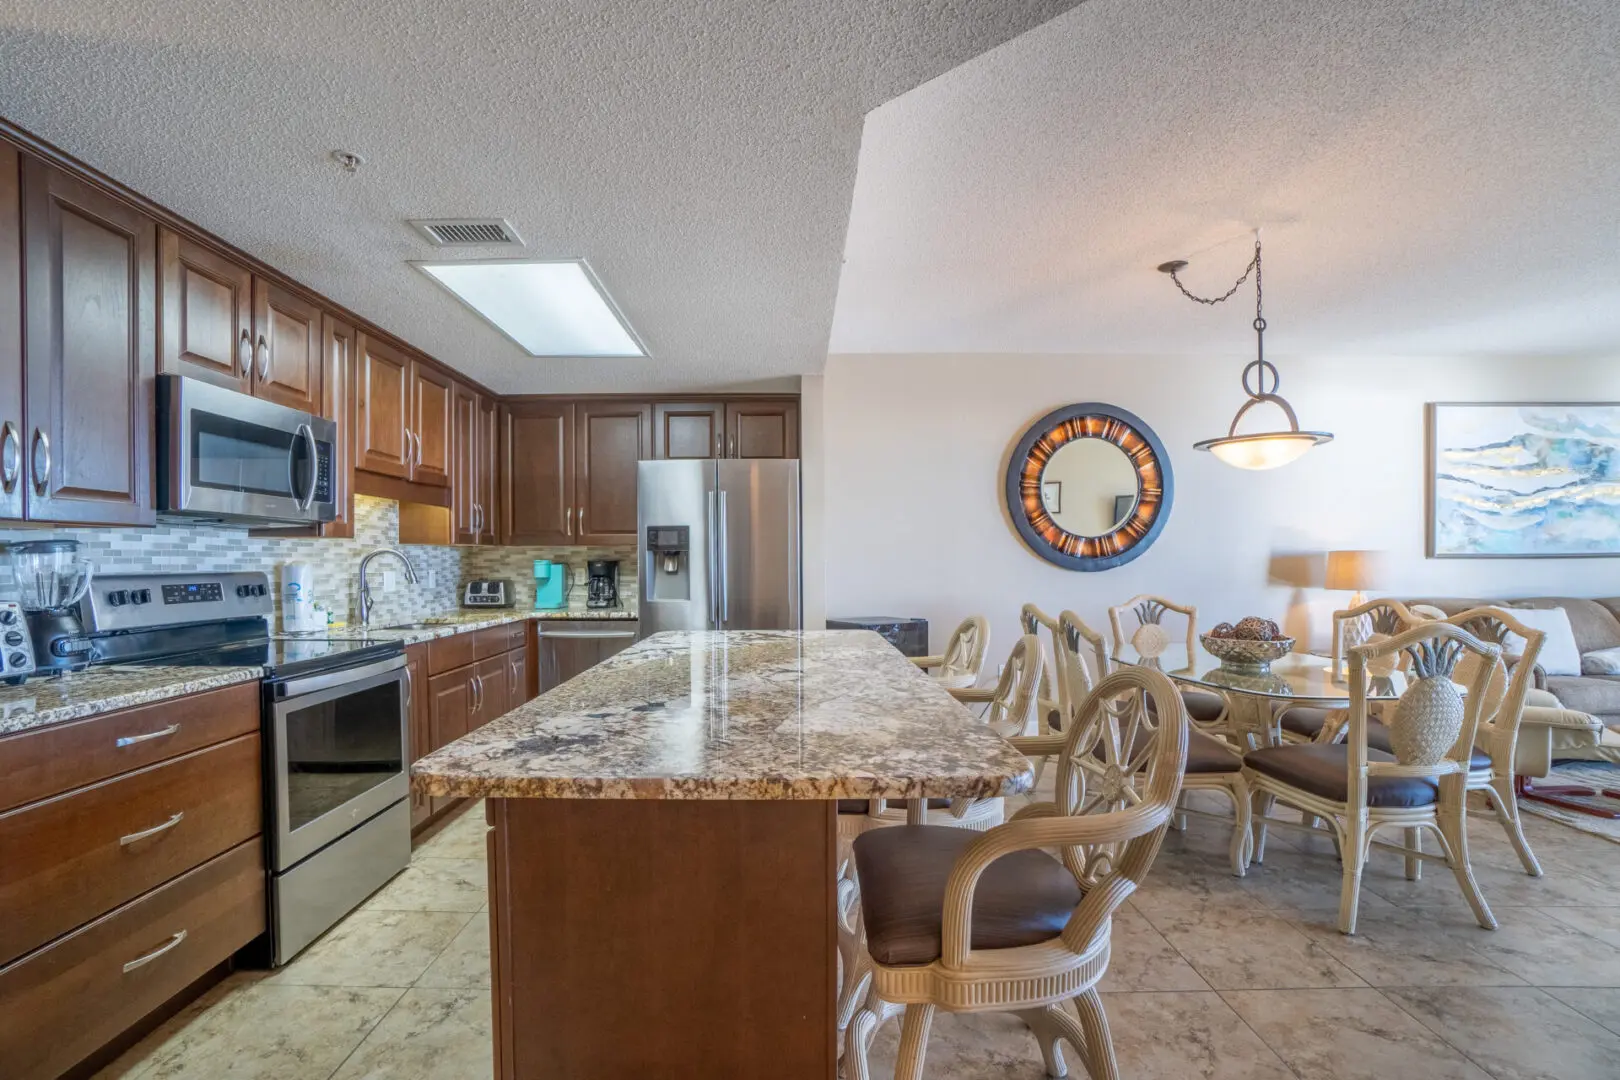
[819,352,1620,661]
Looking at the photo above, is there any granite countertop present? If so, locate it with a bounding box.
[412,629,1035,802]
[0,664,265,738]
[300,605,636,646]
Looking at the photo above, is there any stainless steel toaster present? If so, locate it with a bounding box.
[462,580,516,608]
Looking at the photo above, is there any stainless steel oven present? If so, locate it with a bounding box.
[158,374,337,526]
[267,653,410,963]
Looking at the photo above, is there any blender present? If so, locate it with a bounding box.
[7,539,95,675]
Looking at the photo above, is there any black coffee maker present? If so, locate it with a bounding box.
[586,559,619,609]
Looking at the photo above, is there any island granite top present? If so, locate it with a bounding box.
[412,629,1035,801]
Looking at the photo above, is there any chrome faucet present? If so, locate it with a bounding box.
[357,547,420,627]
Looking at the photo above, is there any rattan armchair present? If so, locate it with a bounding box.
[844,666,1190,1080]
[1244,621,1503,934]
[910,615,991,690]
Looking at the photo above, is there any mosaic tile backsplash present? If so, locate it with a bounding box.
[0,497,636,631]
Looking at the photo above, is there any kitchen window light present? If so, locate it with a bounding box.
[412,258,647,358]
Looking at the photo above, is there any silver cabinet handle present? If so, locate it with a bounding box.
[728,434,736,456]
[565,506,573,537]
[256,333,270,382]
[123,930,187,973]
[238,329,252,376]
[116,723,180,748]
[714,432,722,457]
[121,811,184,846]
[403,429,415,469]
[30,427,49,495]
[472,504,482,533]
[471,674,483,714]
[0,420,20,493]
[578,507,585,537]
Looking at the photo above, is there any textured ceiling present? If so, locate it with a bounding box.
[0,1,1081,393]
[831,0,1620,360]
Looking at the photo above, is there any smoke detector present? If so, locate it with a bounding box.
[409,218,525,247]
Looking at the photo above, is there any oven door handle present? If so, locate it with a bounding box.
[274,654,406,699]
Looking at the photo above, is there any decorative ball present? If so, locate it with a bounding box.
[1262,619,1281,638]
[1211,622,1236,639]
[1234,616,1272,641]
[1132,622,1170,658]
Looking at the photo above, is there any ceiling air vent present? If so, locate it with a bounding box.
[409,218,525,247]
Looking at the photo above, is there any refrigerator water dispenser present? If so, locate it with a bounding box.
[646,526,690,601]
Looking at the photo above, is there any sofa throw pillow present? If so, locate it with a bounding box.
[1505,606,1582,676]
[1583,646,1620,676]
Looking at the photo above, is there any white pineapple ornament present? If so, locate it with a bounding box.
[1388,638,1467,766]
[1130,600,1170,659]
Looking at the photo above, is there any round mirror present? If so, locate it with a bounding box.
[1006,403,1174,572]
[1040,438,1139,537]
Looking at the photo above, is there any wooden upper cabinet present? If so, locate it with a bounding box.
[20,157,156,526]
[252,279,322,412]
[410,361,452,488]
[725,400,798,459]
[355,333,411,478]
[653,402,723,460]
[501,402,574,545]
[320,314,355,538]
[0,144,22,523]
[477,394,498,542]
[158,229,251,393]
[452,383,479,544]
[576,401,649,545]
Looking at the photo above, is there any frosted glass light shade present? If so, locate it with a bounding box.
[413,259,645,357]
[1203,434,1323,470]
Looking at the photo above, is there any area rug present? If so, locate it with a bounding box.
[1517,761,1620,843]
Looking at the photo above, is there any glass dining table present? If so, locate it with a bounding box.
[1110,645,1409,748]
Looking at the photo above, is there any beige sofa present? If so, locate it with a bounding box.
[1406,596,1616,768]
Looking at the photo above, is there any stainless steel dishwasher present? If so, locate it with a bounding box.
[536,620,639,690]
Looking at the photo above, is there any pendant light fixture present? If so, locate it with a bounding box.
[1158,234,1333,470]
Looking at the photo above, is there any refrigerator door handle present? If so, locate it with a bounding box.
[706,490,720,628]
[718,490,730,625]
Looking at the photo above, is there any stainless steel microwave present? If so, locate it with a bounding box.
[158,374,337,526]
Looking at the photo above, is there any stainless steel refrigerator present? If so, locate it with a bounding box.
[637,459,801,636]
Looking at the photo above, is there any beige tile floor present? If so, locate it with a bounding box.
[99,795,1620,1080]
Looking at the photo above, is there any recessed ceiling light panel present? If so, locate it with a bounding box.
[413,259,646,358]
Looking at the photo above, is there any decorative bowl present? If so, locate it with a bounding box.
[1200,633,1295,674]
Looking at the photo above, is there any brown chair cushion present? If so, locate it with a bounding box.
[1364,720,1491,770]
[1183,690,1226,724]
[1280,706,1333,740]
[1244,744,1439,808]
[1186,731,1242,774]
[837,798,952,814]
[852,825,1081,966]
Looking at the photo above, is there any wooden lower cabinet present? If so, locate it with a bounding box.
[474,655,508,728]
[0,840,266,1080]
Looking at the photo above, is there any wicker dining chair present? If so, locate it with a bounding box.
[911,615,991,690]
[1277,598,1423,746]
[844,666,1190,1080]
[1244,621,1503,934]
[1106,594,1229,732]
[837,635,1045,1046]
[1021,604,1067,741]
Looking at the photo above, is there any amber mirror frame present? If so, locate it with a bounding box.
[1005,402,1175,572]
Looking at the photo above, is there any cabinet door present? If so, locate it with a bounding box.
[506,646,529,711]
[0,144,22,523]
[251,279,322,412]
[20,157,156,526]
[474,655,509,727]
[653,402,723,459]
[158,229,251,393]
[320,314,355,538]
[477,394,498,542]
[426,665,472,816]
[725,400,798,459]
[501,402,574,545]
[451,383,479,544]
[576,400,649,544]
[410,361,452,487]
[355,333,411,478]
[405,646,431,828]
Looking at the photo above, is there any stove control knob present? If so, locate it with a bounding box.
[3,630,24,647]
[7,651,27,668]
[0,608,17,626]
[131,589,152,605]
[107,590,129,607]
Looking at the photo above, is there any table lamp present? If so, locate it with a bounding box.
[1326,549,1384,676]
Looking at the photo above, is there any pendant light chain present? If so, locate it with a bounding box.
[1163,243,1260,306]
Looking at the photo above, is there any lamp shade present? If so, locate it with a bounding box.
[1325,549,1384,591]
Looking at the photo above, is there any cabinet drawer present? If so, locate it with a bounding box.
[0,732,262,966]
[0,840,266,1080]
[0,682,260,813]
[425,624,525,674]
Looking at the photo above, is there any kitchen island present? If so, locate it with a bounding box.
[413,629,1032,1079]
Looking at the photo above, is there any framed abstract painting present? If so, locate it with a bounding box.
[1428,402,1620,558]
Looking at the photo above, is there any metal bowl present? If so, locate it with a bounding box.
[1200,633,1295,673]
